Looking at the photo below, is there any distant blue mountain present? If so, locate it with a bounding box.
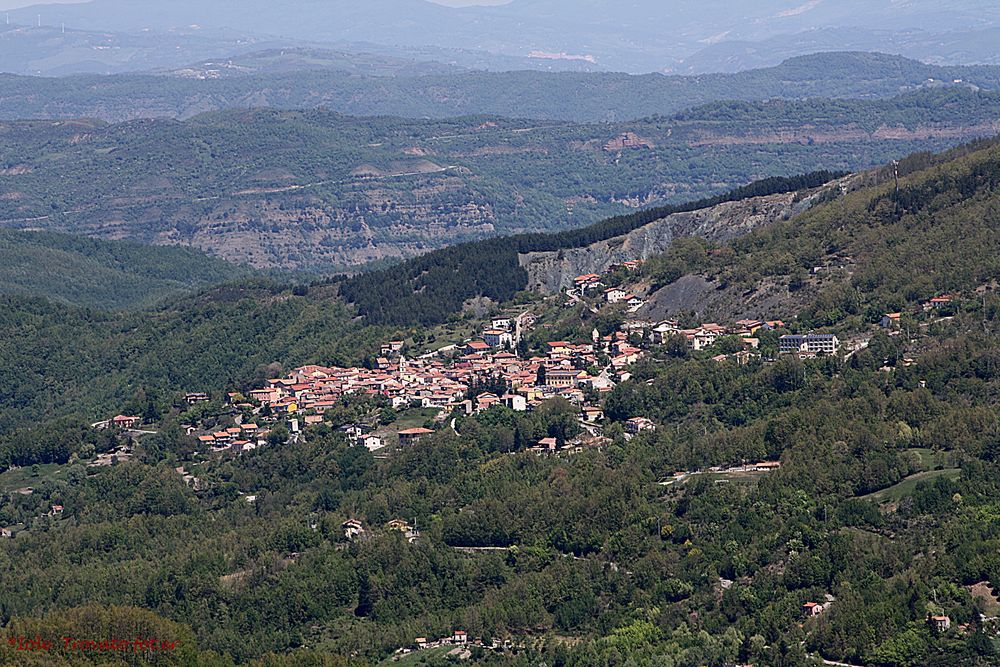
[6,0,1000,73]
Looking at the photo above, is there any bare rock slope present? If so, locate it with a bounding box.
[519,188,829,294]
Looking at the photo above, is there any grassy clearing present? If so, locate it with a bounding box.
[378,645,459,666]
[390,408,441,432]
[0,462,68,494]
[906,447,948,470]
[861,469,961,503]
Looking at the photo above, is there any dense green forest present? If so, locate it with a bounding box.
[0,87,995,269]
[3,284,1000,666]
[0,282,391,435]
[1,52,998,123]
[0,229,250,309]
[1,134,1000,667]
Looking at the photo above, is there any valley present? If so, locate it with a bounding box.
[1,140,1000,665]
[1,4,1000,663]
[2,87,998,270]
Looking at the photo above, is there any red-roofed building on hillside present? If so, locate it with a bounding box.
[604,287,628,304]
[398,427,434,447]
[112,415,141,429]
[927,295,953,310]
[465,341,491,355]
[573,274,602,293]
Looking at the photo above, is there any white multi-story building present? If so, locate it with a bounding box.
[779,334,840,355]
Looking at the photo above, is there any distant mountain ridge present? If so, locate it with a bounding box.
[168,47,465,78]
[5,0,1000,73]
[679,26,1000,73]
[0,22,595,77]
[1,52,997,124]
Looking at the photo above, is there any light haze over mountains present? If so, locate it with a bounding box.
[2,0,999,75]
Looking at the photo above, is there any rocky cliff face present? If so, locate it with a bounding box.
[518,188,826,294]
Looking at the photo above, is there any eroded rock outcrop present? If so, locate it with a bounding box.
[519,188,829,294]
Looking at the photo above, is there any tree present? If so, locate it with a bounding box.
[268,424,290,445]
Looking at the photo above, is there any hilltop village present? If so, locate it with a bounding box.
[10,228,993,664]
[81,269,971,663]
[99,261,863,460]
[218,310,807,454]
[93,259,970,468]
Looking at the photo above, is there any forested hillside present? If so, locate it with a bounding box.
[639,136,1000,324]
[0,52,997,123]
[0,282,392,435]
[2,87,997,269]
[0,229,249,309]
[2,143,1000,666]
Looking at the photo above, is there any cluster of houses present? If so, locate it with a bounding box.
[92,301,849,464]
[643,318,839,360]
[214,309,841,456]
[93,288,845,465]
[570,266,850,361]
[230,329,630,452]
[569,264,647,312]
[645,318,776,352]
[392,629,518,661]
[194,422,267,453]
[132,308,843,458]
[881,294,958,330]
[634,317,841,362]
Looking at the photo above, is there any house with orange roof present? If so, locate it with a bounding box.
[398,427,435,447]
[802,602,823,618]
[881,313,902,328]
[465,340,491,354]
[111,415,142,429]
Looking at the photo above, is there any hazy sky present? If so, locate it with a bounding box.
[429,0,511,4]
[0,0,512,8]
[0,0,79,8]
